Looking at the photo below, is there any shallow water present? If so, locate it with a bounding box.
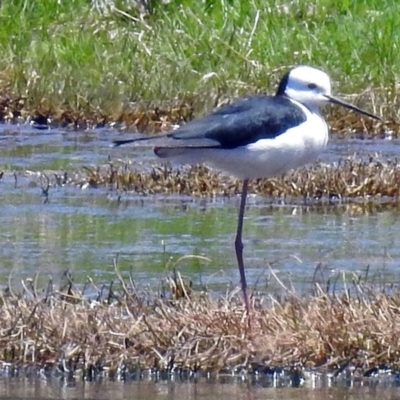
[0,376,400,400]
[0,124,399,292]
[1,124,400,396]
[1,183,400,293]
[1,123,399,169]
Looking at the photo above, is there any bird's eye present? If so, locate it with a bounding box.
[308,83,317,90]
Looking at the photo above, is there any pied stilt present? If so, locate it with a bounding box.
[114,65,381,316]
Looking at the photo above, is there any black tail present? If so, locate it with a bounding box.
[113,139,138,147]
[113,134,168,147]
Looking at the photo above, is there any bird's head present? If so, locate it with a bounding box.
[277,65,381,120]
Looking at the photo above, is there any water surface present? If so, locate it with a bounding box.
[0,376,399,400]
[1,124,400,396]
[0,124,399,293]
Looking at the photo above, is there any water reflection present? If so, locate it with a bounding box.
[0,171,400,293]
[1,124,400,397]
[0,125,400,290]
[0,376,399,400]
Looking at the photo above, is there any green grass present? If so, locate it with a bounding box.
[0,0,399,119]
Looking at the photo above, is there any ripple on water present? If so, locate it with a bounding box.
[0,125,399,294]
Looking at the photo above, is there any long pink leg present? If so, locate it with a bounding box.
[234,179,251,317]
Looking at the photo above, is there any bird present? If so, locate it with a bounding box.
[113,65,382,317]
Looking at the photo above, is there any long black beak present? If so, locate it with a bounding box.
[325,95,382,121]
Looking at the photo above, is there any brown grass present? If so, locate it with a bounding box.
[76,155,400,201]
[0,93,196,131]
[1,269,399,379]
[0,90,396,136]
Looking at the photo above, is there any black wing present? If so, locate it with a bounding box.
[114,95,307,149]
[168,95,307,149]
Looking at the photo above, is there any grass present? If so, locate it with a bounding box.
[0,0,398,127]
[0,0,398,379]
[1,267,400,380]
[74,154,400,200]
[2,1,400,382]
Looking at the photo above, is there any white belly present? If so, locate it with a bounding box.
[164,109,329,180]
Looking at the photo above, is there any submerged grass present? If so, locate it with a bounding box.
[0,0,399,128]
[1,268,400,379]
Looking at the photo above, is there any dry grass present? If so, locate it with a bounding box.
[1,269,400,380]
[0,94,196,131]
[76,155,400,201]
[0,89,395,135]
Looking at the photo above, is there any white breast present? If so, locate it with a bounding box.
[156,100,329,180]
[205,101,328,179]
